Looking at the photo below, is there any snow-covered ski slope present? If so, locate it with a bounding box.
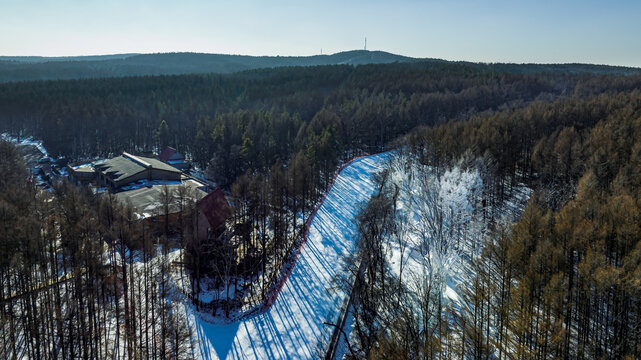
[190,152,391,360]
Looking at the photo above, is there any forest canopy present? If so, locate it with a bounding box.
[2,60,641,187]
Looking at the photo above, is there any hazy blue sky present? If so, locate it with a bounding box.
[1,0,640,66]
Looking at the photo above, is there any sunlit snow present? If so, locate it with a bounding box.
[187,153,391,360]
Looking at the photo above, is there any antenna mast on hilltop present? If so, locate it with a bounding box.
[364,37,367,51]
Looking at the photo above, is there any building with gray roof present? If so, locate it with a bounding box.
[94,152,181,190]
[115,177,209,219]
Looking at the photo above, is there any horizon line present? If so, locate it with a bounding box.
[1,49,639,69]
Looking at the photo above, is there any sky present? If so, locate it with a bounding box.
[1,0,640,66]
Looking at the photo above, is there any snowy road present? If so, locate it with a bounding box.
[190,153,390,360]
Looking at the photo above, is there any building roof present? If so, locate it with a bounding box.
[95,152,180,184]
[137,154,182,173]
[158,146,185,162]
[197,188,231,230]
[71,165,95,174]
[95,155,145,182]
[115,179,208,219]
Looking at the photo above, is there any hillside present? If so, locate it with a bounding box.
[0,50,415,82]
[1,50,640,83]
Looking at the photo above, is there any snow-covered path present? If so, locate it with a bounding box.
[191,153,390,360]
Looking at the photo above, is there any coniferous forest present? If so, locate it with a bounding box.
[1,60,641,359]
[361,89,641,359]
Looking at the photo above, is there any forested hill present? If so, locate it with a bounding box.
[0,50,415,82]
[3,59,641,190]
[0,53,139,63]
[463,61,641,75]
[1,50,640,82]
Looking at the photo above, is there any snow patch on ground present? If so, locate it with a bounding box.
[387,153,530,320]
[336,153,531,358]
[1,133,50,158]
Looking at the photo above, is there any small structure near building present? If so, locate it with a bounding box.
[115,178,208,219]
[68,164,97,185]
[158,146,190,171]
[197,188,232,241]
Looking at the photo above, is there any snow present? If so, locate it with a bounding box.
[444,285,460,303]
[117,179,183,191]
[332,153,532,359]
[72,160,101,169]
[374,153,531,335]
[1,133,50,158]
[187,153,391,360]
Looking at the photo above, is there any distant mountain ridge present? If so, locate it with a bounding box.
[0,50,417,82]
[0,50,639,82]
[0,53,139,63]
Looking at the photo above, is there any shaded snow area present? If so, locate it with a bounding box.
[343,153,532,354]
[1,133,50,159]
[184,153,391,360]
[384,153,531,318]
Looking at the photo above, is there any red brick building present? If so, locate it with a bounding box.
[196,188,231,241]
